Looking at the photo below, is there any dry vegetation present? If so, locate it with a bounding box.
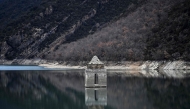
[46,0,183,61]
[0,0,188,61]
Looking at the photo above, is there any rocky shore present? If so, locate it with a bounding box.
[0,59,190,70]
[0,59,190,78]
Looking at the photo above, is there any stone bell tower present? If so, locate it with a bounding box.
[85,56,107,107]
[85,56,107,88]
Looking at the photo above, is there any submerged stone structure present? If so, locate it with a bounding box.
[85,56,107,88]
[85,56,107,107]
[85,69,107,88]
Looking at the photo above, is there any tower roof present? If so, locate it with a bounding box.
[88,56,104,65]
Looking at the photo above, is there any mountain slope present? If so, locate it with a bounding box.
[46,0,186,61]
[0,0,189,61]
[0,0,42,30]
[145,0,190,60]
[0,0,143,60]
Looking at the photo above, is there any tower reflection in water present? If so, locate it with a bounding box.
[85,69,107,108]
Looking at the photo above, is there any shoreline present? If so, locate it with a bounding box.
[0,59,190,70]
[0,59,190,78]
[0,63,190,78]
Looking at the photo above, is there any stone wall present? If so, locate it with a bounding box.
[85,69,107,88]
[87,64,104,69]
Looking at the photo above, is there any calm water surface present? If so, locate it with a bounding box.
[0,69,190,109]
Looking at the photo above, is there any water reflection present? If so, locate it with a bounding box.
[0,70,86,109]
[0,70,189,109]
[108,69,190,78]
[85,88,107,106]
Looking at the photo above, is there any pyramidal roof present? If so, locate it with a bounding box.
[88,56,104,64]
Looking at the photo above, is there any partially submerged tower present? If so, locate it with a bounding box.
[85,56,107,107]
[85,56,107,87]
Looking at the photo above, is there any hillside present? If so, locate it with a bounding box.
[0,0,42,30]
[0,0,189,61]
[146,0,190,60]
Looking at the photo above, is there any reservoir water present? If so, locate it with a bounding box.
[0,65,49,70]
[0,66,190,109]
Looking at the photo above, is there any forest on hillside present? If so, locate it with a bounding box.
[0,0,143,60]
[145,0,190,60]
[0,0,189,61]
[46,0,189,61]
